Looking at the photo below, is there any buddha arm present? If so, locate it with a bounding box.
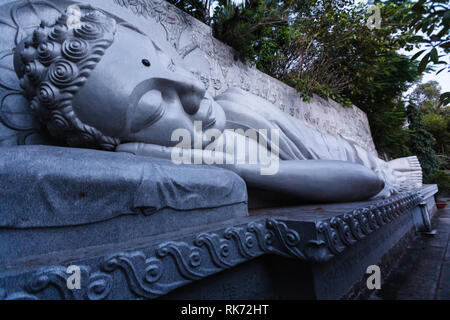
[116,142,384,203]
[216,92,408,195]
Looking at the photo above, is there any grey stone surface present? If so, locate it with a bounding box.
[0,204,249,262]
[0,169,433,301]
[420,184,439,214]
[160,255,316,300]
[311,208,418,299]
[436,261,450,299]
[0,145,247,228]
[0,191,423,299]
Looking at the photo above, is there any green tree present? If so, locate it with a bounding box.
[423,112,449,154]
[406,103,440,176]
[397,0,450,105]
[285,2,419,157]
[412,80,442,110]
[167,0,215,24]
[212,0,291,71]
[342,51,419,157]
[411,81,449,163]
[424,170,450,197]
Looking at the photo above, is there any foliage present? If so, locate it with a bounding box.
[423,112,449,153]
[405,81,449,191]
[406,103,440,177]
[411,80,442,109]
[370,103,412,158]
[166,0,214,24]
[212,0,291,71]
[212,1,420,108]
[394,0,450,105]
[343,51,419,156]
[423,170,450,196]
[410,81,450,162]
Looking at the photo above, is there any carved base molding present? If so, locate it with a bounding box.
[419,184,438,202]
[0,191,423,300]
[315,192,421,259]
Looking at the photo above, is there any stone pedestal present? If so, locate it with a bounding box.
[0,186,437,300]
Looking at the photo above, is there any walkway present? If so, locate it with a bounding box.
[373,207,450,300]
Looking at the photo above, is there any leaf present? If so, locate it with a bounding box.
[430,48,439,63]
[443,10,450,28]
[435,27,448,39]
[439,92,450,106]
[418,52,430,73]
[426,24,435,36]
[414,22,423,33]
[411,1,426,13]
[421,21,430,33]
[436,67,447,75]
[440,41,450,49]
[440,92,450,99]
[410,35,429,43]
[410,49,426,60]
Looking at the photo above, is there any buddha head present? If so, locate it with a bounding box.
[14,9,226,150]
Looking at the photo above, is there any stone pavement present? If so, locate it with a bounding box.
[372,207,450,300]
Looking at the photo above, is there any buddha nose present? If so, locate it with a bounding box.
[161,69,206,115]
[177,77,206,115]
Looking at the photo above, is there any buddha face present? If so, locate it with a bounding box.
[72,24,226,148]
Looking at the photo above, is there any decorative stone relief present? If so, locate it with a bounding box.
[0,0,61,147]
[0,192,421,300]
[1,219,308,300]
[316,192,421,256]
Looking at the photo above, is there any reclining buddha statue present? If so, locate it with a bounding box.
[12,8,423,203]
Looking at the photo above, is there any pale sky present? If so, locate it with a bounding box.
[225,0,449,94]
